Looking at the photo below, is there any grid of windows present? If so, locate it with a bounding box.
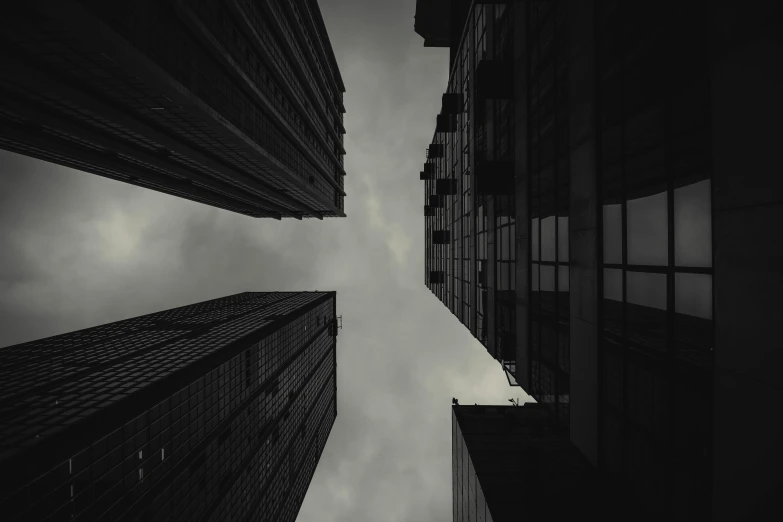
[452,408,493,522]
[528,1,570,426]
[596,2,713,517]
[80,0,341,211]
[0,292,337,522]
[421,3,721,518]
[474,5,489,347]
[0,0,344,217]
[204,0,345,183]
[424,3,489,346]
[489,5,516,375]
[424,3,520,364]
[0,93,279,218]
[299,0,345,113]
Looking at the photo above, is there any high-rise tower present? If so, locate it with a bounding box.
[0,291,338,521]
[0,0,346,219]
[417,1,783,519]
[452,403,635,521]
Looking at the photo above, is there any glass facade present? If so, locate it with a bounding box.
[452,407,495,522]
[452,404,615,521]
[0,0,345,218]
[424,2,514,370]
[420,1,720,518]
[527,1,570,427]
[0,292,338,522]
[596,1,713,518]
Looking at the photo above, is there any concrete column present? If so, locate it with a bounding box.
[566,0,599,468]
[487,196,497,358]
[709,2,783,519]
[513,2,530,390]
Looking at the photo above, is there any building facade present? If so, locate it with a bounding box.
[0,291,338,521]
[0,0,346,219]
[418,1,783,520]
[452,404,632,521]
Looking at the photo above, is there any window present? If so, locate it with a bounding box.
[596,0,713,509]
[528,2,570,425]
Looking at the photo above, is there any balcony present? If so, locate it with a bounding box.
[414,0,451,47]
[423,162,435,175]
[436,114,457,133]
[424,205,438,216]
[420,170,433,180]
[441,92,464,115]
[429,194,445,208]
[427,143,445,158]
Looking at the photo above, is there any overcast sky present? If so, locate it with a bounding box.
[0,1,530,520]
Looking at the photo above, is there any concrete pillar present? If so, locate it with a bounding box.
[709,2,783,519]
[566,0,599,468]
[513,2,530,390]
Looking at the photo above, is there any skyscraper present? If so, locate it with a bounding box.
[417,1,783,519]
[452,403,636,521]
[0,291,338,521]
[0,0,346,219]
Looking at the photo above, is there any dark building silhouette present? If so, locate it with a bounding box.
[0,291,338,521]
[0,0,346,219]
[417,1,783,520]
[452,403,640,521]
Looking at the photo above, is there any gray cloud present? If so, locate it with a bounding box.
[0,1,530,520]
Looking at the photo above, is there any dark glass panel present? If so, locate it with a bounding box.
[674,367,711,475]
[599,76,623,129]
[476,480,487,522]
[600,409,624,476]
[541,216,556,261]
[626,272,667,353]
[531,217,540,261]
[542,322,557,365]
[602,342,624,412]
[603,268,623,337]
[627,190,667,266]
[461,438,469,519]
[670,83,711,135]
[627,272,666,311]
[531,358,541,395]
[540,166,555,216]
[674,273,713,365]
[602,125,623,165]
[558,267,570,325]
[499,227,511,261]
[531,320,541,359]
[603,203,623,264]
[558,328,570,375]
[624,103,665,157]
[557,216,569,262]
[674,180,712,267]
[468,456,476,522]
[675,273,711,320]
[540,363,555,403]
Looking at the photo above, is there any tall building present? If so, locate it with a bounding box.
[452,403,637,521]
[0,291,339,521]
[0,0,346,219]
[417,1,783,520]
